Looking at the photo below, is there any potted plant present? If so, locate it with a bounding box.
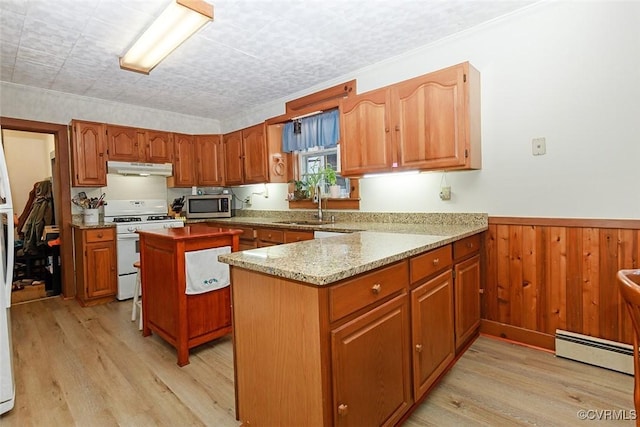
[323,165,341,198]
[289,180,309,200]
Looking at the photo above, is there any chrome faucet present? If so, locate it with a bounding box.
[316,184,323,222]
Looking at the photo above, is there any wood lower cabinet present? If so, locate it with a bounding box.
[230,234,482,426]
[453,234,481,351]
[74,227,117,306]
[71,120,107,187]
[340,62,480,176]
[454,254,481,351]
[331,293,411,427]
[411,270,454,399]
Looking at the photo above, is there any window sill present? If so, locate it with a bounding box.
[288,198,360,210]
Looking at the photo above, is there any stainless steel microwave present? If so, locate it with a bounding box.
[184,194,232,218]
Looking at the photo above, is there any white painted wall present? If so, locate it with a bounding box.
[1,1,638,219]
[2,130,54,216]
[0,82,221,134]
[226,1,640,219]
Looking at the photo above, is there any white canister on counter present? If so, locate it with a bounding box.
[84,208,99,225]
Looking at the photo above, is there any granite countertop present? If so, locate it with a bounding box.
[217,215,486,286]
[70,218,116,230]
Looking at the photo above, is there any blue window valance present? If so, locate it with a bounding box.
[282,109,339,153]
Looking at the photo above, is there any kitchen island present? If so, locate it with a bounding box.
[218,222,485,426]
[138,224,242,366]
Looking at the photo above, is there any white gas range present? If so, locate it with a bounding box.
[104,199,184,300]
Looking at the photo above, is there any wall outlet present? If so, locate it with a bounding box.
[439,186,451,201]
[532,137,546,155]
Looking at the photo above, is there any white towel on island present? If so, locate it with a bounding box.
[185,246,231,295]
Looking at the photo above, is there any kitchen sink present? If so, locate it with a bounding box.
[274,220,334,226]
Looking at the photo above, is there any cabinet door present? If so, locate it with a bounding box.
[106,125,141,161]
[411,270,454,400]
[195,134,224,186]
[340,88,394,176]
[454,254,481,349]
[71,120,107,186]
[223,130,244,185]
[172,133,196,187]
[331,294,411,427]
[393,63,468,170]
[85,241,117,298]
[144,130,173,163]
[242,123,268,184]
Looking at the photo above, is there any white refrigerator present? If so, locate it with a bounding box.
[0,131,15,414]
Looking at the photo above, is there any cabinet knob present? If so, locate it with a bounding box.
[466,242,474,249]
[371,283,381,294]
[433,258,439,265]
[97,232,103,238]
[415,344,423,353]
[338,403,348,416]
[385,127,390,132]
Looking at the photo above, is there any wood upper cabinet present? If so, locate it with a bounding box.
[170,133,196,187]
[331,294,411,427]
[340,88,394,176]
[242,123,268,184]
[223,124,269,185]
[71,120,107,187]
[222,130,244,185]
[195,134,224,186]
[340,62,480,176]
[143,130,173,163]
[74,227,117,306]
[106,125,173,163]
[106,125,140,161]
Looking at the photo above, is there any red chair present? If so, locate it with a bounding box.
[617,268,640,425]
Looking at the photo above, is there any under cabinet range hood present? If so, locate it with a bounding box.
[107,161,173,177]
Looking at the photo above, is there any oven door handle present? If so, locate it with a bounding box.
[117,233,139,240]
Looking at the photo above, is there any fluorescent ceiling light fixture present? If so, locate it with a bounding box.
[119,0,213,74]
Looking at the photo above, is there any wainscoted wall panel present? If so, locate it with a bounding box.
[483,218,640,348]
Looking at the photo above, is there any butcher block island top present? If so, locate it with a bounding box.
[218,224,485,286]
[137,224,243,366]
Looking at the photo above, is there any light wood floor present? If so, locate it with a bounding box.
[1,297,635,426]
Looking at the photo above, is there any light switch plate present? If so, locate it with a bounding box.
[532,137,546,155]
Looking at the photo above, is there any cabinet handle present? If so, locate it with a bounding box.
[416,344,423,353]
[97,232,103,238]
[466,242,474,249]
[433,258,439,265]
[385,127,390,132]
[371,283,381,294]
[338,404,348,416]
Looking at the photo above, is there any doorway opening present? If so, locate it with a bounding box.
[0,117,73,304]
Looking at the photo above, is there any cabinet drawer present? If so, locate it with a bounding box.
[329,261,408,322]
[410,245,452,284]
[257,228,284,244]
[453,234,481,260]
[233,225,257,241]
[84,228,114,243]
[284,230,314,243]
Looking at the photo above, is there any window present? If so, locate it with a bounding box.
[299,147,349,198]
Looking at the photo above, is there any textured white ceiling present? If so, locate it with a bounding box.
[0,0,537,121]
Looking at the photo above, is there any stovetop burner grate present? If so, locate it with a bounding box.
[147,215,172,221]
[113,217,142,223]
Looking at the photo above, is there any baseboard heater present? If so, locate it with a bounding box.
[555,329,633,375]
